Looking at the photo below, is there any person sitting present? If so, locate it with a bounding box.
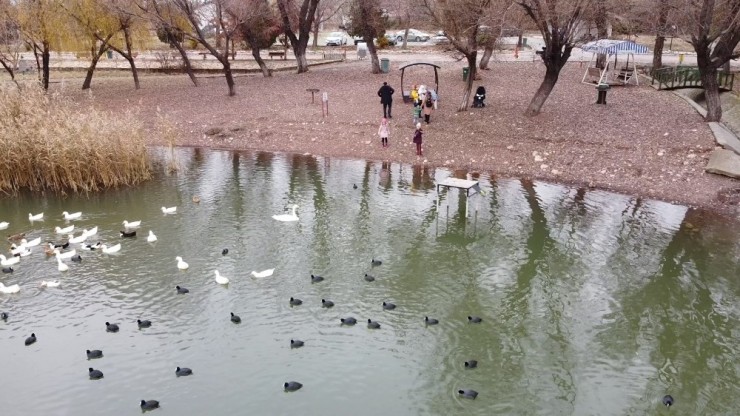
[472,86,486,108]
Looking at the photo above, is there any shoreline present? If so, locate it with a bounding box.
[60,60,739,218]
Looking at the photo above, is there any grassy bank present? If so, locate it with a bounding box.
[0,83,152,194]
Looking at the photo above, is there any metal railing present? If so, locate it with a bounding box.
[651,66,734,91]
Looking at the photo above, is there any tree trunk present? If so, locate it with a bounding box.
[171,40,199,87]
[525,65,559,116]
[220,57,236,96]
[653,1,669,71]
[83,36,112,90]
[595,0,609,68]
[652,36,665,71]
[123,28,140,90]
[252,47,271,77]
[479,41,494,69]
[41,42,50,90]
[312,22,319,47]
[459,53,477,111]
[0,59,14,80]
[366,36,380,73]
[294,43,309,73]
[700,63,722,122]
[82,53,103,90]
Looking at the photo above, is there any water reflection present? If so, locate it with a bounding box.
[0,148,737,416]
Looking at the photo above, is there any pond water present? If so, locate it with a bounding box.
[0,148,738,416]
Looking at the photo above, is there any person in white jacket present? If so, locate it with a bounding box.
[378,117,391,147]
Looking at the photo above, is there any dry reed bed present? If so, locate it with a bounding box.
[0,84,151,194]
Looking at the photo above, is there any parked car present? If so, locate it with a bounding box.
[325,32,348,46]
[353,34,397,46]
[381,33,397,46]
[429,31,449,45]
[395,29,431,43]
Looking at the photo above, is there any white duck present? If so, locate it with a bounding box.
[101,243,121,254]
[29,212,44,222]
[10,244,27,256]
[214,270,229,285]
[55,225,75,234]
[176,256,189,270]
[62,211,82,220]
[0,283,20,294]
[21,237,41,247]
[0,221,9,230]
[68,233,87,244]
[41,280,61,288]
[14,247,32,257]
[272,204,299,222]
[122,220,141,229]
[0,254,20,266]
[251,269,275,278]
[146,230,157,243]
[53,249,77,260]
[161,206,177,214]
[82,226,98,238]
[56,255,69,272]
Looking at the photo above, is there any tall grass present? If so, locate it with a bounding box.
[0,83,152,194]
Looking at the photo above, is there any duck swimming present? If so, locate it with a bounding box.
[62,211,82,220]
[122,220,141,229]
[272,204,299,222]
[176,257,189,270]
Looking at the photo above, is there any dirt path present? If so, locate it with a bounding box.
[63,59,739,217]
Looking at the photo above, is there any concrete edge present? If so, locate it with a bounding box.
[638,73,740,180]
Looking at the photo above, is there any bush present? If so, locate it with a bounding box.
[0,83,152,194]
[376,35,390,49]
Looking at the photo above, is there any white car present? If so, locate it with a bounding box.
[325,32,348,46]
[395,29,431,43]
[429,31,450,45]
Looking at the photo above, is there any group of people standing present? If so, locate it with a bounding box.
[377,81,437,156]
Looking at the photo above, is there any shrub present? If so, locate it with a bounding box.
[0,83,152,194]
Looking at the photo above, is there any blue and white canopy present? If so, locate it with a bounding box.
[580,39,650,55]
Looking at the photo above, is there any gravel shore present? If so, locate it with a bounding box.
[63,59,739,217]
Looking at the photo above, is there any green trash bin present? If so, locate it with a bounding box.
[463,67,469,81]
[380,58,390,73]
[522,38,528,46]
[106,50,113,59]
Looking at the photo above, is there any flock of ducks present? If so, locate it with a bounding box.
[2,201,678,411]
[0,203,321,411]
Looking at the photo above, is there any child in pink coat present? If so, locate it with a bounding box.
[378,117,390,147]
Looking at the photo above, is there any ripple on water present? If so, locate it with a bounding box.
[1,150,739,415]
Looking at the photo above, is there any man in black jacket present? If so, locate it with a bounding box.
[377,82,394,119]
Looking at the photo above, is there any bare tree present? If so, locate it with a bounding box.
[0,3,22,82]
[518,0,591,116]
[231,0,282,77]
[167,0,240,95]
[63,0,117,90]
[312,0,345,47]
[683,0,740,122]
[593,0,609,67]
[479,0,516,70]
[422,0,491,111]
[138,0,200,86]
[347,0,386,73]
[277,0,320,73]
[15,0,70,90]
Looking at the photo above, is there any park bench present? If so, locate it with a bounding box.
[322,51,345,61]
[268,50,286,60]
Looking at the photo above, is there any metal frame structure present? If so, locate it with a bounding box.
[580,40,650,86]
[399,62,441,103]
